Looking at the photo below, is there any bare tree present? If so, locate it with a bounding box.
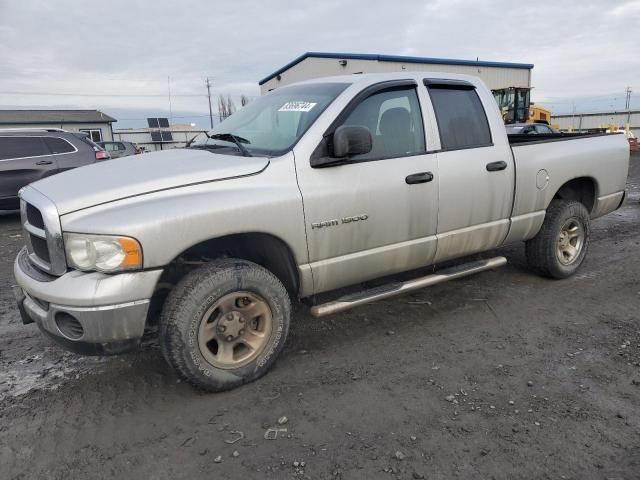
[226,95,235,117]
[217,96,226,122]
[217,95,236,122]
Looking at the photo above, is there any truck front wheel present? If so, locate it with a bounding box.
[525,199,591,279]
[160,258,291,391]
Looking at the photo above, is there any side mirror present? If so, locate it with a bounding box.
[332,125,372,158]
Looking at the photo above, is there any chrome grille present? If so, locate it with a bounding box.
[26,203,44,229]
[19,187,67,276]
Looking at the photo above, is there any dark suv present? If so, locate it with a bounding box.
[0,129,109,213]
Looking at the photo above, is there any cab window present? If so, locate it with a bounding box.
[337,86,426,161]
[427,86,492,150]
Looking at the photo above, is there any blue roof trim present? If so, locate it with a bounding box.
[259,52,534,85]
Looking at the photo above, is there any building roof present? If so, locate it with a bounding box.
[259,51,535,85]
[0,109,117,125]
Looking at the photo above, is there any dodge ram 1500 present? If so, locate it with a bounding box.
[14,72,629,391]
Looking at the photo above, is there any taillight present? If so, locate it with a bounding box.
[95,151,108,161]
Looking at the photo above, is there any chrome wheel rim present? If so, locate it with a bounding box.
[197,291,272,369]
[556,218,584,266]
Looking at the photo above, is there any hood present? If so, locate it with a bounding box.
[30,149,269,214]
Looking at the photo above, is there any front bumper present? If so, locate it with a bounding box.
[14,248,163,355]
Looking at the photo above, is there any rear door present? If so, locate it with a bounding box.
[43,136,80,171]
[0,136,58,208]
[423,79,515,262]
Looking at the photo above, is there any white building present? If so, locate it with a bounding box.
[0,110,116,141]
[259,52,533,94]
[552,110,639,134]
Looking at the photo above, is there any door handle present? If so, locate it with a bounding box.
[35,160,53,165]
[486,161,507,172]
[405,172,434,185]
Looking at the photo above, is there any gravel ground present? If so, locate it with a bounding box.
[1,153,639,480]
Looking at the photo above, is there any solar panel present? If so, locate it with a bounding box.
[147,118,159,128]
[150,131,162,142]
[161,131,173,141]
[158,118,170,128]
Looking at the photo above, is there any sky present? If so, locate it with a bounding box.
[1,0,639,128]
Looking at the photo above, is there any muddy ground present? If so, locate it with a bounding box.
[1,154,639,480]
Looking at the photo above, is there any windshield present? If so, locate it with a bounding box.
[189,82,350,157]
[493,89,515,110]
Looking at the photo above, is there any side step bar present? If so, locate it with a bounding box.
[309,256,507,318]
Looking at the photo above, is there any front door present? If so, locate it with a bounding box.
[295,82,439,294]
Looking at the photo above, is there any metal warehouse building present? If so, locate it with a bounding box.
[259,52,533,94]
[0,110,116,142]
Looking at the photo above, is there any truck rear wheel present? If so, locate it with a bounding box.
[160,258,291,391]
[525,199,590,279]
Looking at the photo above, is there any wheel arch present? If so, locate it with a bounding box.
[148,232,300,322]
[550,176,598,214]
[176,232,299,294]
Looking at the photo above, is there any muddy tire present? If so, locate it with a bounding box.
[160,258,291,392]
[525,199,590,279]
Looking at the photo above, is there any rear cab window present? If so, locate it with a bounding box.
[424,79,492,150]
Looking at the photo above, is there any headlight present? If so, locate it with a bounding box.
[63,233,143,273]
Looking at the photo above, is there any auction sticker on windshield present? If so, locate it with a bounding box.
[279,101,317,112]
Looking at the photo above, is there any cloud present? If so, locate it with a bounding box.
[0,0,637,125]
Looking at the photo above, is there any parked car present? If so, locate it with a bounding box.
[14,73,629,391]
[0,129,108,213]
[97,140,140,158]
[506,123,559,135]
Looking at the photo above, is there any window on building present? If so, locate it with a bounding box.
[79,129,103,142]
[337,86,426,161]
[428,87,492,150]
[44,137,75,154]
[0,136,49,160]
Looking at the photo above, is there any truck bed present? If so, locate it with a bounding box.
[507,131,618,145]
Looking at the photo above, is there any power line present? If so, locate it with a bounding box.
[0,90,261,98]
[0,90,206,97]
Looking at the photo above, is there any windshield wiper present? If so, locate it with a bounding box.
[206,133,252,157]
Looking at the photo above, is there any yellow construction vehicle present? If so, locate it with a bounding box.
[492,87,553,125]
[528,103,552,124]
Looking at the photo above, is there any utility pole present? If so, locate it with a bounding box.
[167,75,173,126]
[205,77,214,129]
[625,86,632,125]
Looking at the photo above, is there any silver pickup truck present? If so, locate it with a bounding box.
[13,72,629,391]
